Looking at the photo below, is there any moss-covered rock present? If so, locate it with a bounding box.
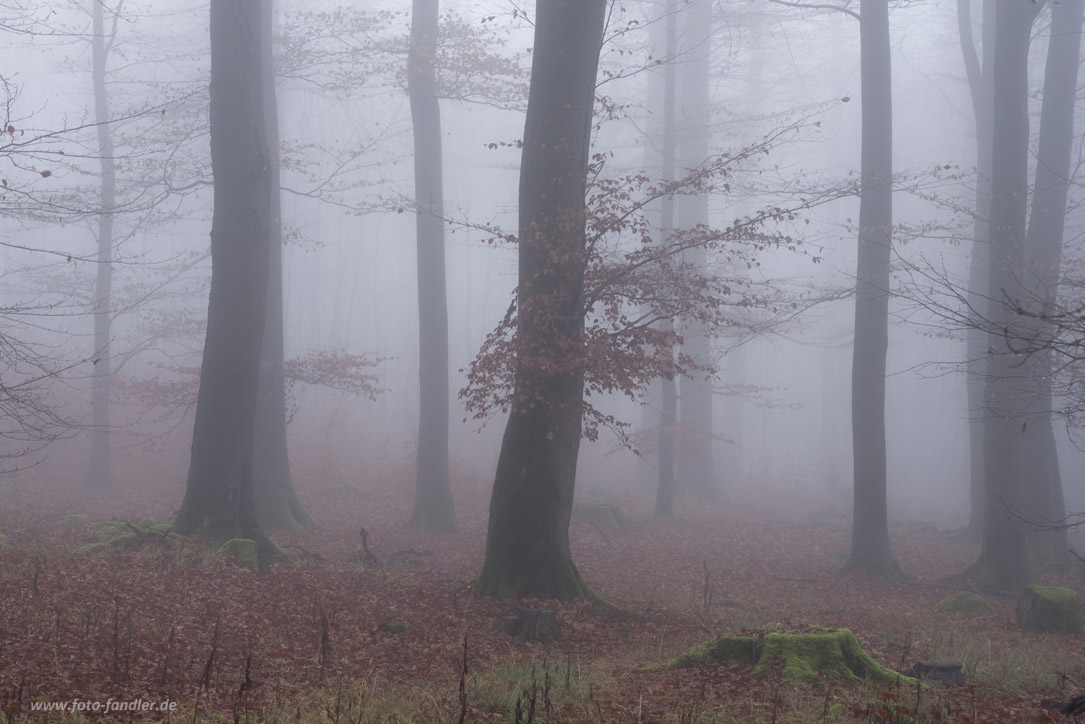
[1016,585,1082,634]
[61,514,91,526]
[935,592,993,615]
[666,629,913,685]
[376,622,407,634]
[0,533,7,547]
[218,538,259,572]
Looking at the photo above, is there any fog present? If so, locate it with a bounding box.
[2,0,1085,545]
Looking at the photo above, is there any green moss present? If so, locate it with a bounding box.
[665,633,759,669]
[0,533,7,547]
[376,622,407,634]
[75,533,143,554]
[61,514,91,526]
[935,591,993,615]
[1016,585,1082,634]
[217,538,260,572]
[96,522,129,543]
[667,629,914,685]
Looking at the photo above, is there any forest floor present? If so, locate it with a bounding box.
[0,465,1083,723]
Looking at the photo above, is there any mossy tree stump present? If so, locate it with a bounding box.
[1016,585,1082,633]
[667,629,913,685]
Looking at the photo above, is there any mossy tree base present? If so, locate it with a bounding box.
[218,538,260,571]
[667,629,914,686]
[255,483,315,532]
[1016,585,1082,633]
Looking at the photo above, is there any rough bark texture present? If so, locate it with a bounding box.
[958,0,995,540]
[473,0,606,601]
[174,0,272,553]
[846,0,901,577]
[87,0,117,489]
[408,0,456,534]
[967,0,1043,592]
[674,0,718,503]
[252,0,314,532]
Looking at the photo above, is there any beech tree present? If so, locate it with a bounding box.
[465,70,839,599]
[86,0,117,489]
[673,0,719,503]
[472,0,608,600]
[957,0,994,540]
[962,0,1043,591]
[251,0,314,531]
[173,0,274,552]
[407,0,455,534]
[767,0,902,577]
[952,0,1082,590]
[1013,0,1082,564]
[844,0,902,578]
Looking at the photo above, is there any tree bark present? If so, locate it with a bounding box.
[473,0,606,601]
[965,0,1043,592]
[87,0,117,489]
[252,0,314,531]
[654,0,679,521]
[1018,0,1082,563]
[675,0,718,503]
[958,0,995,540]
[408,0,456,533]
[174,0,274,557]
[845,0,902,577]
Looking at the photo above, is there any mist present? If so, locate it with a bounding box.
[1,0,1084,720]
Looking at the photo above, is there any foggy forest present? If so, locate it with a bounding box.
[1,0,1085,721]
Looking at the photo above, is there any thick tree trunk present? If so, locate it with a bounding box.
[1019,0,1082,562]
[966,0,1042,592]
[846,0,902,577]
[87,0,116,489]
[675,0,718,503]
[473,0,606,601]
[408,0,455,534]
[252,0,314,532]
[174,0,274,557]
[958,0,995,540]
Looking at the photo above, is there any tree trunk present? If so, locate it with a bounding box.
[958,0,995,540]
[966,0,1042,592]
[252,0,314,532]
[473,0,606,601]
[845,0,902,577]
[675,0,718,503]
[654,0,679,521]
[174,0,274,558]
[408,0,456,533]
[87,0,116,489]
[1019,0,1082,562]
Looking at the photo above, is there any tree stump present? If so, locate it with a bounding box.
[1016,585,1082,633]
